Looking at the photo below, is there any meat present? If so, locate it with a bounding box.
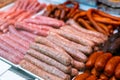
[24,16,65,28]
[27,49,71,73]
[86,75,97,80]
[9,25,32,43]
[115,63,120,79]
[86,51,104,68]
[24,54,70,80]
[30,43,71,66]
[19,60,63,80]
[46,32,87,62]
[0,35,27,54]
[95,53,112,71]
[104,56,120,77]
[99,73,109,80]
[66,19,107,40]
[74,72,90,80]
[15,22,49,36]
[0,47,20,64]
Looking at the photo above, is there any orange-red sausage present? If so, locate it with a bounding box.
[86,51,104,68]
[104,56,120,77]
[115,63,120,79]
[95,53,112,71]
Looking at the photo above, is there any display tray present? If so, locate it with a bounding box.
[0,0,120,80]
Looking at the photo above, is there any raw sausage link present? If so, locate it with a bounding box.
[1,35,27,54]
[27,49,71,73]
[9,25,32,43]
[47,32,87,62]
[30,43,71,66]
[24,54,70,80]
[19,60,63,80]
[0,48,20,64]
[71,68,78,77]
[0,37,24,60]
[66,19,107,40]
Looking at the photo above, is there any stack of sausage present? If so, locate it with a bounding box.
[102,31,120,55]
[74,51,120,80]
[0,26,37,64]
[15,15,65,36]
[43,1,120,35]
[0,0,46,33]
[19,19,108,80]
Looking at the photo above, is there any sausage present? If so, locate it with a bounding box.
[87,9,106,34]
[54,9,61,19]
[60,9,66,20]
[46,32,87,62]
[19,30,37,41]
[0,47,21,64]
[91,68,100,77]
[15,22,48,36]
[95,53,112,71]
[19,60,63,80]
[86,51,104,68]
[53,29,94,47]
[50,28,92,54]
[110,76,117,80]
[60,25,104,44]
[27,49,71,73]
[73,11,87,20]
[26,0,36,10]
[86,75,97,80]
[66,19,107,40]
[28,16,65,28]
[71,68,79,77]
[16,12,32,21]
[6,10,24,19]
[96,9,120,21]
[74,72,90,80]
[0,20,14,31]
[77,18,96,31]
[6,33,29,49]
[33,3,46,13]
[30,43,71,66]
[0,35,27,54]
[35,36,73,62]
[99,73,109,80]
[115,63,120,79]
[0,37,24,60]
[70,9,80,18]
[98,23,109,35]
[9,25,32,43]
[104,56,120,77]
[72,60,85,70]
[21,0,30,10]
[94,17,120,25]
[24,54,70,80]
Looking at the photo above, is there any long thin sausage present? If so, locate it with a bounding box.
[66,19,107,40]
[19,60,63,80]
[30,43,71,66]
[47,32,87,62]
[24,54,70,80]
[27,49,71,73]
